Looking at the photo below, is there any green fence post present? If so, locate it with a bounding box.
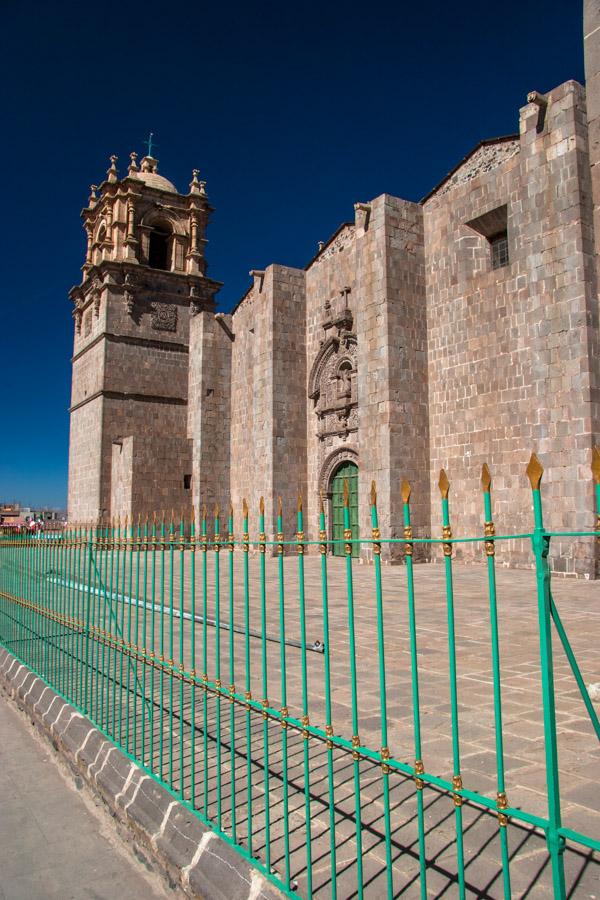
[343,478,363,898]
[481,464,511,898]
[258,497,271,873]
[214,503,223,828]
[319,492,337,899]
[402,481,427,898]
[201,504,209,817]
[227,503,237,841]
[370,482,393,899]
[168,511,176,790]
[242,498,253,856]
[297,493,313,897]
[527,452,566,898]
[438,470,465,900]
[179,511,186,799]
[190,505,197,808]
[276,498,291,889]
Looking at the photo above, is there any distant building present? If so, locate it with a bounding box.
[67,3,600,576]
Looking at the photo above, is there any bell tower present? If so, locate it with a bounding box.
[67,152,221,522]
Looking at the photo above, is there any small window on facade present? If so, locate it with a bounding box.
[490,231,509,270]
[148,226,171,270]
[183,474,192,490]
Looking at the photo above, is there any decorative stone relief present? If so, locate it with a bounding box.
[309,308,357,442]
[151,301,178,332]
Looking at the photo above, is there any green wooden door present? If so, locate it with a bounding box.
[331,462,359,557]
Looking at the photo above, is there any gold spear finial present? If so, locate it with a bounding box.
[297,491,303,512]
[202,504,207,521]
[242,498,249,518]
[481,463,492,493]
[190,505,196,523]
[229,501,234,519]
[278,496,283,517]
[259,496,265,515]
[214,503,220,519]
[526,452,544,491]
[370,480,377,506]
[319,490,325,514]
[438,469,450,499]
[592,446,600,484]
[401,480,411,504]
[343,478,350,507]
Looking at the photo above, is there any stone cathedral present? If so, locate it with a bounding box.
[68,3,600,577]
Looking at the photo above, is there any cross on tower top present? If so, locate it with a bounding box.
[144,132,156,157]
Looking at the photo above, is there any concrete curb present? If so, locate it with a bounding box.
[0,647,285,900]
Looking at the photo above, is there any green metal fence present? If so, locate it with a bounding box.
[0,452,599,898]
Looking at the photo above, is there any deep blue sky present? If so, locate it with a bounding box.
[0,1,584,508]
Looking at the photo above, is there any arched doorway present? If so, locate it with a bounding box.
[330,461,359,557]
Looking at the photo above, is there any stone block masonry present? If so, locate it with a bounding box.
[67,5,600,575]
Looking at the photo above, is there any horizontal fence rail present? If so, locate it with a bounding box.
[1,451,599,898]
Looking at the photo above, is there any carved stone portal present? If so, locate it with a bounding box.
[308,310,357,442]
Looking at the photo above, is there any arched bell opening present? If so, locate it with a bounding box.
[148,224,172,270]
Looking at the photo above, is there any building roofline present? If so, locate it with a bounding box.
[420,134,520,204]
[304,221,354,270]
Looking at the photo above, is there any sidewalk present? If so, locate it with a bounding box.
[0,691,170,900]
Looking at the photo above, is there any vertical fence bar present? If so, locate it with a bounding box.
[159,513,166,782]
[88,523,97,720]
[179,512,186,799]
[125,518,134,752]
[343,478,363,898]
[276,498,291,890]
[370,483,393,899]
[318,493,337,899]
[258,497,271,872]
[141,516,149,766]
[481,465,511,898]
[168,512,175,790]
[150,514,157,773]
[242,499,253,856]
[102,520,112,734]
[527,453,566,898]
[402,481,427,897]
[133,516,141,759]
[297,493,313,897]
[594,446,600,533]
[438,470,465,900]
[214,504,223,829]
[190,506,197,809]
[228,504,237,842]
[201,505,209,817]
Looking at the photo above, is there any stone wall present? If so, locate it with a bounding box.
[355,195,430,560]
[187,311,232,516]
[230,266,306,540]
[424,80,599,576]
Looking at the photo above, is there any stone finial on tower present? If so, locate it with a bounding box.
[88,184,98,208]
[107,155,118,183]
[128,152,139,174]
[140,155,158,173]
[190,169,201,194]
